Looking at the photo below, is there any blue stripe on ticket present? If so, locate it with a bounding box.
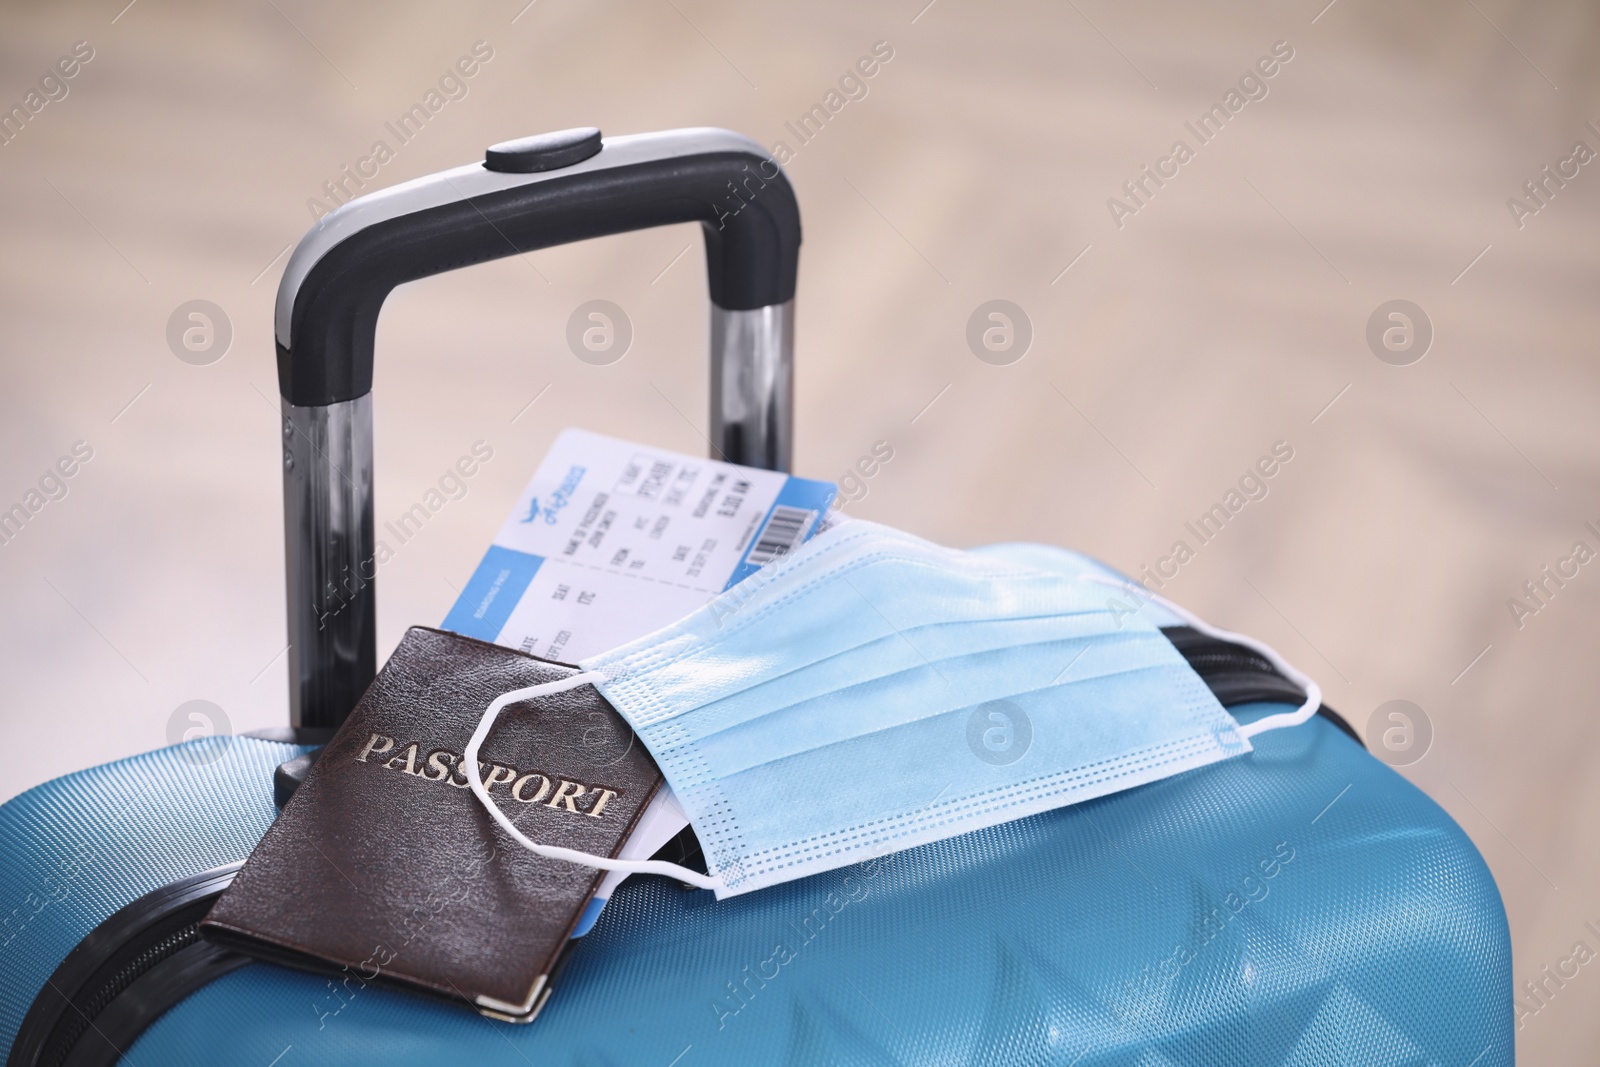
[442,546,544,641]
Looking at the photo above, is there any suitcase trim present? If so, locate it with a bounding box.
[8,864,247,1067]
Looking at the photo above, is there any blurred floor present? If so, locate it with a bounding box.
[2,0,1598,1060]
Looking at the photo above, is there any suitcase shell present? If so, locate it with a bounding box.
[0,127,1512,1065]
[0,702,1510,1065]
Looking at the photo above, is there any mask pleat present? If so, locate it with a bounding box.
[582,521,1249,898]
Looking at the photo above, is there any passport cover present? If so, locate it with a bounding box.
[201,626,664,1022]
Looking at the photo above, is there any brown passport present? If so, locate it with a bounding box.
[201,626,663,1022]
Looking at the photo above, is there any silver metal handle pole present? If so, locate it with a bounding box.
[281,396,375,728]
[711,301,793,471]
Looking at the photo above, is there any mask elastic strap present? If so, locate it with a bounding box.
[463,672,721,892]
[1082,575,1323,740]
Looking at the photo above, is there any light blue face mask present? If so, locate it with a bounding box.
[464,521,1320,898]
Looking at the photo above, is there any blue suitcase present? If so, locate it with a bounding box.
[0,127,1511,1066]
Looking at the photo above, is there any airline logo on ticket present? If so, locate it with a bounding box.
[443,428,836,663]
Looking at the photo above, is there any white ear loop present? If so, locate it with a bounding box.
[462,672,721,892]
[1080,574,1323,740]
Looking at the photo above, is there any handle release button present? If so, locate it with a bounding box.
[485,127,603,173]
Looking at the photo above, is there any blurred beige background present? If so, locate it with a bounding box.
[2,0,1597,1059]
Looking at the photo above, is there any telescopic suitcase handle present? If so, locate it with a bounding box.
[274,127,802,729]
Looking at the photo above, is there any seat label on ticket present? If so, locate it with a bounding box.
[443,428,836,663]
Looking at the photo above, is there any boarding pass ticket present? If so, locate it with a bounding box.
[443,428,837,933]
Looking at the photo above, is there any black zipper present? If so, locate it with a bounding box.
[1160,626,1360,744]
[9,865,249,1067]
[36,924,201,1067]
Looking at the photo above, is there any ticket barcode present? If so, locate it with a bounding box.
[746,506,815,566]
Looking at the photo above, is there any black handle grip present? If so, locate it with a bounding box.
[274,128,800,407]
